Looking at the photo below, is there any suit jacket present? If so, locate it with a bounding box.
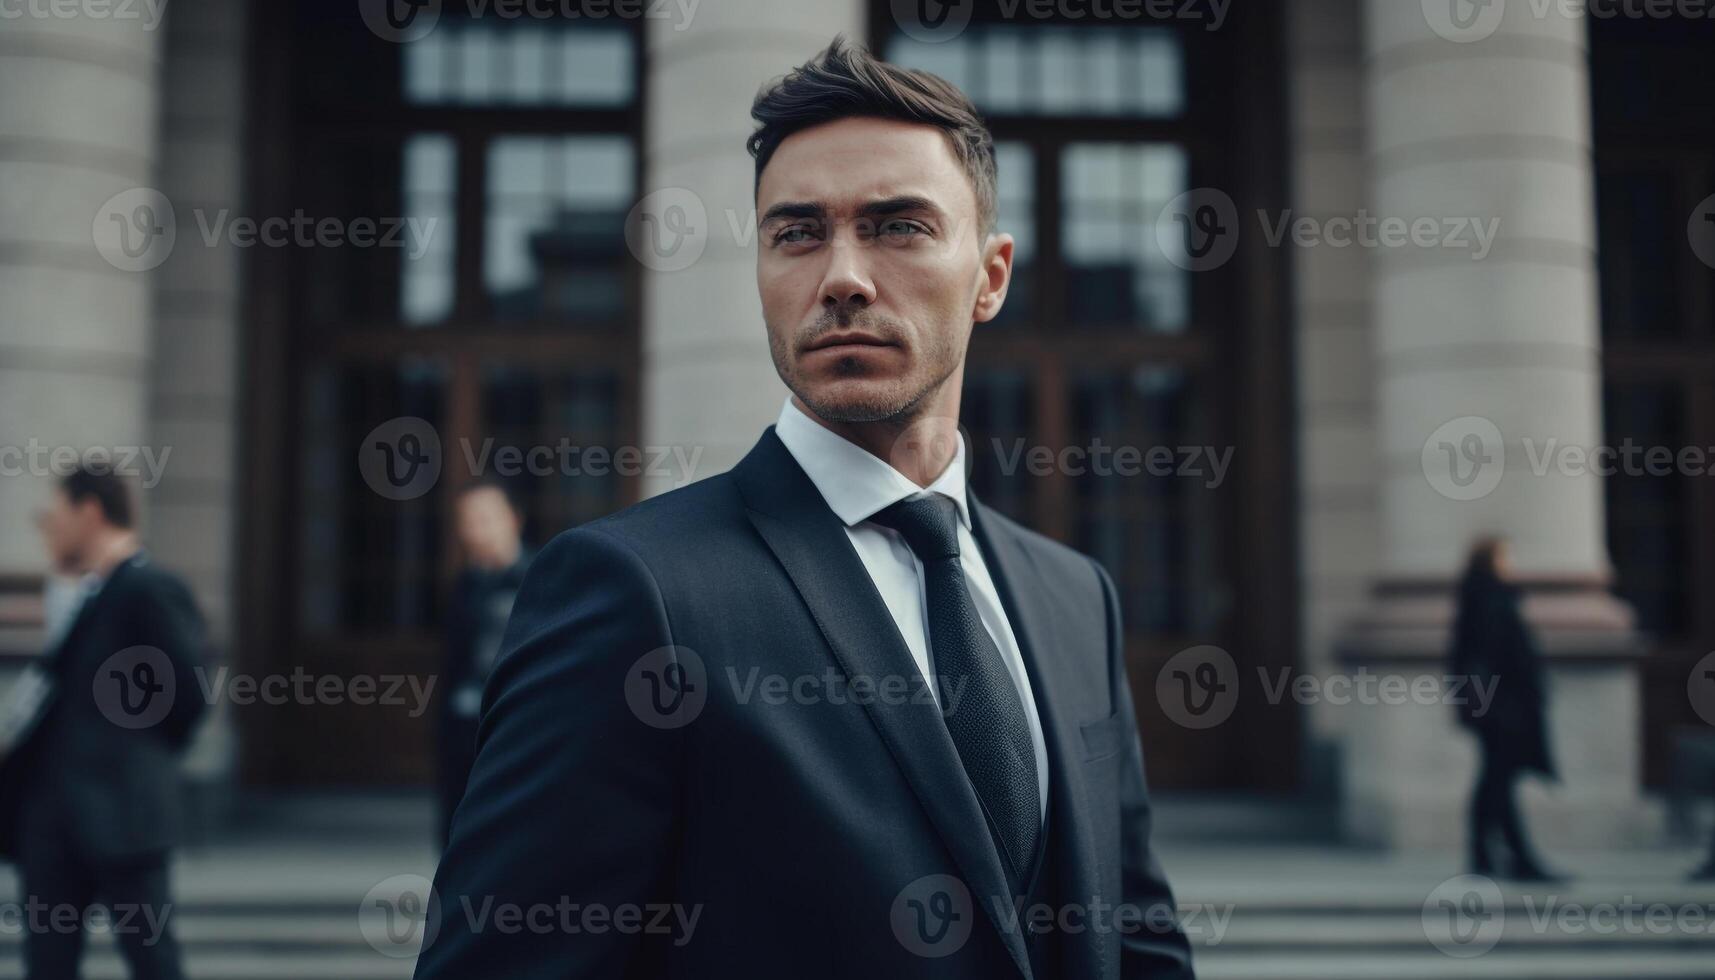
[415,428,1194,979]
[0,554,208,863]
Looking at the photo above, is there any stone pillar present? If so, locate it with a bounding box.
[637,2,865,497]
[1337,1,1655,849]
[1286,0,1377,792]
[148,0,248,831]
[0,8,162,638]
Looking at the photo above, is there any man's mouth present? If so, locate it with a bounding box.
[805,331,897,353]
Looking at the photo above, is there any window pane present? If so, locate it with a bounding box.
[1062,143,1190,332]
[299,134,457,329]
[1603,382,1689,636]
[890,24,1183,118]
[485,135,633,322]
[402,134,458,326]
[992,142,1035,326]
[481,365,626,535]
[299,360,449,634]
[962,367,1035,522]
[1071,366,1219,633]
[405,20,634,106]
[1596,165,1685,341]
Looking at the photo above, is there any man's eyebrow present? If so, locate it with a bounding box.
[758,196,946,227]
[855,196,942,220]
[759,202,825,226]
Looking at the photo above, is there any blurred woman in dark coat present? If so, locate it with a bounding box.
[1449,536,1564,881]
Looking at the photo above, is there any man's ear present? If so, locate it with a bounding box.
[973,231,1014,324]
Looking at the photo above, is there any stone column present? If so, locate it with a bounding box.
[0,7,162,642]
[147,0,248,833]
[1287,0,1378,793]
[1337,1,1654,848]
[637,3,865,497]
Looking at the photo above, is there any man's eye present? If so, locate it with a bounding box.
[775,225,818,245]
[879,219,927,238]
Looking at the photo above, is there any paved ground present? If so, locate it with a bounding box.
[0,794,1707,978]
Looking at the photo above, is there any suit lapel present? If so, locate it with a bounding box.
[733,429,1034,980]
[969,497,1110,980]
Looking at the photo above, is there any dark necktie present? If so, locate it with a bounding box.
[870,495,1041,891]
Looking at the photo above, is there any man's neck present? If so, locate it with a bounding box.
[84,530,141,578]
[791,392,963,489]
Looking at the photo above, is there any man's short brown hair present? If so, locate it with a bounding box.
[60,463,134,529]
[747,35,999,236]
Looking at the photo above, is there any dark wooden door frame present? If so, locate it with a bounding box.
[239,2,646,785]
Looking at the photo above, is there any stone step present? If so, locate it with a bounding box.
[1191,949,1715,980]
[0,915,382,950]
[0,951,414,980]
[1189,913,1715,948]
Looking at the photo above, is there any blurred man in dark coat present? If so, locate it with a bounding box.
[435,480,530,850]
[1449,536,1562,882]
[0,465,207,979]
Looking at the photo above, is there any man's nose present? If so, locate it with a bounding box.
[817,233,877,309]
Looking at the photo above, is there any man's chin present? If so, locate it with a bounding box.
[795,379,920,425]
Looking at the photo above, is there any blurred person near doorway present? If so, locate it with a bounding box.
[1450,536,1565,883]
[436,480,531,850]
[0,463,208,980]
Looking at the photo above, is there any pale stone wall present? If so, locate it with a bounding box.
[639,3,866,496]
[1286,0,1381,770]
[0,8,161,580]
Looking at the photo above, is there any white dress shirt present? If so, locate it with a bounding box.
[774,397,1050,821]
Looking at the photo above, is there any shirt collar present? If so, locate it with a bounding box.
[774,397,971,530]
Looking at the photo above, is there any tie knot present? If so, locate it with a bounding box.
[869,495,962,561]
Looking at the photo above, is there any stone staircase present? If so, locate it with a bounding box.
[0,794,435,979]
[1169,843,1715,980]
[0,795,1708,979]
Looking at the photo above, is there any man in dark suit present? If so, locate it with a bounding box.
[1,465,207,979]
[417,37,1194,980]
